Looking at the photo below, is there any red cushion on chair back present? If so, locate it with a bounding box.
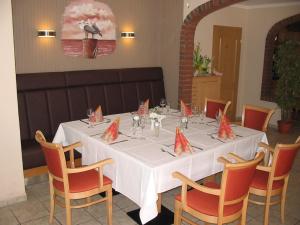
[274,146,299,177]
[244,109,268,131]
[41,145,63,178]
[206,101,226,119]
[224,164,257,201]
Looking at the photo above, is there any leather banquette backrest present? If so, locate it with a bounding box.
[17,67,165,169]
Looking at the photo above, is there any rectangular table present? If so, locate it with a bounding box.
[53,111,267,224]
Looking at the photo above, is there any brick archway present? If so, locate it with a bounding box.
[260,13,300,101]
[178,0,246,104]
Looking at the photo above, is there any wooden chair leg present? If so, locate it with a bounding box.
[264,194,271,225]
[240,197,248,225]
[174,200,182,225]
[280,190,287,224]
[106,189,113,225]
[49,176,55,224]
[65,198,72,225]
[157,193,162,213]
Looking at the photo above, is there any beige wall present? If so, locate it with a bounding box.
[0,0,26,206]
[12,0,183,107]
[159,0,183,107]
[194,4,300,125]
[12,0,161,73]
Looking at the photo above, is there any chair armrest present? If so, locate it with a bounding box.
[232,121,242,126]
[67,158,113,174]
[227,152,246,163]
[63,142,82,152]
[256,165,272,172]
[258,142,274,153]
[218,156,231,164]
[172,172,220,196]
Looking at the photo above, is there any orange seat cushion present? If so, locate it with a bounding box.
[176,182,243,217]
[250,170,284,190]
[53,169,112,193]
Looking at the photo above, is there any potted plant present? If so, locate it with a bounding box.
[274,40,300,133]
[193,42,211,76]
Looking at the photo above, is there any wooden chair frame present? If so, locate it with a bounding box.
[204,98,231,117]
[230,138,300,225]
[173,152,264,225]
[241,104,275,132]
[35,130,113,225]
[245,137,300,225]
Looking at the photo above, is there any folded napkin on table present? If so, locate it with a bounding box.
[101,117,120,143]
[174,127,192,155]
[180,100,192,117]
[95,105,104,122]
[218,111,235,139]
[137,99,149,116]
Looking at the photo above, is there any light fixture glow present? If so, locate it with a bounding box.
[37,30,56,38]
[121,32,135,39]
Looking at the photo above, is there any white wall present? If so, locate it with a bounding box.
[0,0,26,206]
[194,4,300,125]
[241,6,300,124]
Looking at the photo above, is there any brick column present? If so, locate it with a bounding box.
[178,0,246,105]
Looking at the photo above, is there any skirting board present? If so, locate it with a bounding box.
[0,194,27,208]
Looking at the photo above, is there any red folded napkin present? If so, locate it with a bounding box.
[180,100,192,117]
[174,127,192,155]
[218,111,235,139]
[95,105,104,122]
[101,117,120,143]
[137,99,149,115]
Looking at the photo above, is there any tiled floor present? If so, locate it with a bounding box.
[1,127,300,225]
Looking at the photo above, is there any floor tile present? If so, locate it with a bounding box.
[0,207,19,225]
[9,199,49,223]
[21,216,60,225]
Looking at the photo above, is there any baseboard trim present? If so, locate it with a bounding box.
[0,193,27,207]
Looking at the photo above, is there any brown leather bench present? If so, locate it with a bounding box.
[17,67,165,177]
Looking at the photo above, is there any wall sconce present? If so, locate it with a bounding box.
[37,30,56,38]
[121,32,135,39]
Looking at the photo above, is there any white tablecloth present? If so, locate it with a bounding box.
[53,111,267,224]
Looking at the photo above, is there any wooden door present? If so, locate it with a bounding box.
[212,25,242,120]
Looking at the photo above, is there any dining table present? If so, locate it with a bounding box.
[53,109,268,224]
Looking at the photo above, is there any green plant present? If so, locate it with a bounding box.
[274,40,300,121]
[193,42,211,75]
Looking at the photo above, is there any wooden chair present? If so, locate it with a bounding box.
[173,151,265,225]
[241,104,275,132]
[204,98,231,119]
[248,137,300,225]
[35,130,113,225]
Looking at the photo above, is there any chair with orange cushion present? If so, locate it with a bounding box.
[172,151,265,225]
[35,130,113,225]
[204,98,231,119]
[241,104,274,132]
[247,137,300,225]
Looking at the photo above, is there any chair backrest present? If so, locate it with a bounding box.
[204,98,231,119]
[35,130,66,179]
[242,105,274,132]
[271,137,300,178]
[220,152,265,203]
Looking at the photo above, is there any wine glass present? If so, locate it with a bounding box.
[86,108,94,128]
[160,98,167,108]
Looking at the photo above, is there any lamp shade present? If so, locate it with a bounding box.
[121,32,135,39]
[37,30,56,37]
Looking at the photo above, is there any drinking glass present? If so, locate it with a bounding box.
[160,98,167,108]
[87,108,94,128]
[215,111,221,125]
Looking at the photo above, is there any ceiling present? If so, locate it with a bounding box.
[234,0,300,7]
